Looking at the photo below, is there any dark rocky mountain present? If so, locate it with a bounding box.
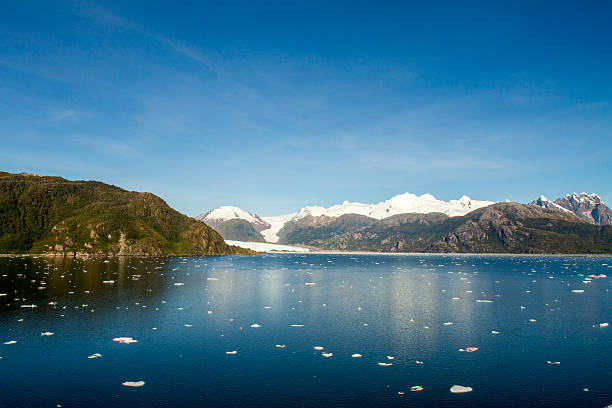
[277,203,612,254]
[553,193,612,226]
[214,219,266,242]
[0,172,253,256]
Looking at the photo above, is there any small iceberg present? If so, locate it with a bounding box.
[113,337,138,344]
[450,385,472,393]
[122,381,145,387]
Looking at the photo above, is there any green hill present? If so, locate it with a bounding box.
[214,219,266,242]
[0,172,253,256]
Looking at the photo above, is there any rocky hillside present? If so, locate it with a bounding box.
[0,172,253,256]
[277,203,612,254]
[213,219,266,242]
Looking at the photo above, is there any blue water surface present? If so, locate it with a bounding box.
[0,253,611,407]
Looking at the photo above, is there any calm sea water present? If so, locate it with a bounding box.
[0,254,611,408]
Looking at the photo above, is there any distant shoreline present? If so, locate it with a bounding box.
[1,252,610,258]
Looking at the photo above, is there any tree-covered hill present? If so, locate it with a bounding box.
[0,172,253,256]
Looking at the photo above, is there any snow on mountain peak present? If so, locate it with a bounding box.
[291,193,494,222]
[196,206,270,231]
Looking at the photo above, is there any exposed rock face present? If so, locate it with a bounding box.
[553,193,612,226]
[213,219,266,242]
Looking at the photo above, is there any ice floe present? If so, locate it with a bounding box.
[113,337,138,344]
[450,385,473,393]
[122,381,145,387]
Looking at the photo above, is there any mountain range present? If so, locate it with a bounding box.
[199,192,612,254]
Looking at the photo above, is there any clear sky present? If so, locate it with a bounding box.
[1,1,611,216]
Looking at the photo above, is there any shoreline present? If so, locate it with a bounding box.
[1,252,611,258]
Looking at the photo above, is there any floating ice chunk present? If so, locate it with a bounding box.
[40,332,54,336]
[322,352,333,357]
[250,324,261,328]
[443,322,453,326]
[377,362,392,367]
[571,289,584,293]
[351,354,362,358]
[226,351,238,355]
[113,337,138,344]
[275,344,286,348]
[3,341,17,345]
[450,385,472,393]
[410,386,424,392]
[314,346,324,351]
[88,353,102,359]
[122,381,145,387]
[173,283,184,286]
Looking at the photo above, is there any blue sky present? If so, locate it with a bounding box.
[1,1,611,216]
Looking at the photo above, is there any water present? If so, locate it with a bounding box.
[0,254,611,407]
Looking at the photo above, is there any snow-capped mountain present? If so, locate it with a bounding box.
[199,193,496,243]
[530,195,572,213]
[293,193,494,221]
[553,193,611,226]
[196,206,271,232]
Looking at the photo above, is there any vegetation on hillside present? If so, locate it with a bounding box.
[0,172,253,256]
